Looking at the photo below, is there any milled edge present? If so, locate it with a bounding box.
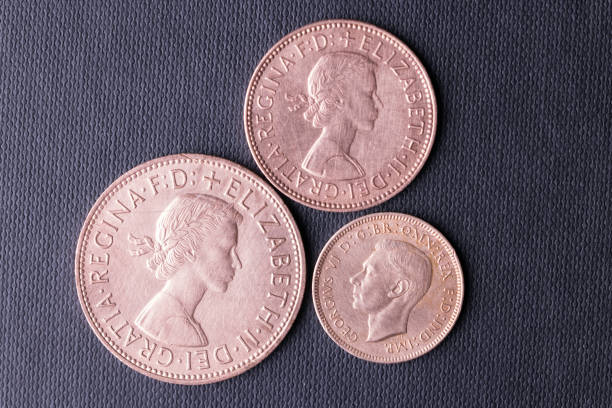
[244,19,437,212]
[311,212,463,362]
[74,153,306,384]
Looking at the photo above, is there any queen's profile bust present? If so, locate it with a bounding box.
[301,52,382,181]
[130,194,242,347]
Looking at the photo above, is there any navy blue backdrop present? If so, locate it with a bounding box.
[1,1,610,407]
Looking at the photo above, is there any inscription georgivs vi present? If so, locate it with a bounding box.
[312,213,463,363]
[75,154,306,384]
[245,20,437,211]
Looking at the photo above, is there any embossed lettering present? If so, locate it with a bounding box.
[128,189,146,207]
[171,169,187,189]
[279,55,295,72]
[257,94,273,109]
[148,174,161,195]
[257,213,280,233]
[371,40,384,60]
[439,262,453,281]
[238,328,261,352]
[123,326,142,347]
[266,237,286,252]
[371,173,388,189]
[238,188,254,211]
[89,269,109,284]
[323,183,338,199]
[109,320,129,338]
[324,253,340,271]
[407,121,424,135]
[255,111,272,125]
[100,218,119,232]
[294,41,307,58]
[258,125,275,141]
[256,306,280,331]
[441,288,455,311]
[94,231,114,249]
[139,338,157,361]
[312,34,327,51]
[390,58,410,77]
[400,77,416,91]
[271,272,290,286]
[214,344,233,364]
[405,91,422,104]
[224,177,241,199]
[266,66,284,86]
[195,350,210,370]
[267,290,288,308]
[90,252,109,265]
[103,309,121,323]
[157,347,173,367]
[408,107,425,117]
[95,292,116,308]
[359,34,373,52]
[279,163,298,182]
[401,137,420,154]
[270,254,291,268]
[108,200,132,223]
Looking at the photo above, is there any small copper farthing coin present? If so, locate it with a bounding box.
[245,20,437,211]
[313,213,463,362]
[75,154,306,383]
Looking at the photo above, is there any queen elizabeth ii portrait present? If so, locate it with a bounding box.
[129,194,242,347]
[301,52,382,181]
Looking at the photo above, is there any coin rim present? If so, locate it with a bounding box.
[244,19,438,212]
[312,212,463,363]
[74,153,307,384]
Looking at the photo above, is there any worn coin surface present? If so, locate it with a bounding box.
[75,154,306,384]
[244,19,437,211]
[312,213,462,362]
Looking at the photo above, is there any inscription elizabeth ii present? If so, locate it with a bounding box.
[245,20,437,211]
[75,154,305,384]
[312,213,463,363]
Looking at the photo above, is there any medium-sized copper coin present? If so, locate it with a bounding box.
[75,154,306,383]
[245,19,437,211]
[312,213,463,362]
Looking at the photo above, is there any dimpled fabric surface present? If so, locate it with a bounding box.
[1,1,611,407]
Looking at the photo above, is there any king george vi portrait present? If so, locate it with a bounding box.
[300,52,383,181]
[129,194,243,347]
[350,239,432,342]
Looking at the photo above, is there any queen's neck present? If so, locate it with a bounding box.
[319,118,357,154]
[162,268,207,316]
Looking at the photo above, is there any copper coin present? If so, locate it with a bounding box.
[312,213,463,362]
[75,154,306,384]
[244,20,437,212]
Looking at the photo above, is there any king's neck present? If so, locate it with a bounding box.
[367,301,415,342]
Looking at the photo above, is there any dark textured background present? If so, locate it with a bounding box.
[1,1,611,407]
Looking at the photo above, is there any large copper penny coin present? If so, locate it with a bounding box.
[312,213,463,362]
[244,20,437,211]
[75,154,306,383]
